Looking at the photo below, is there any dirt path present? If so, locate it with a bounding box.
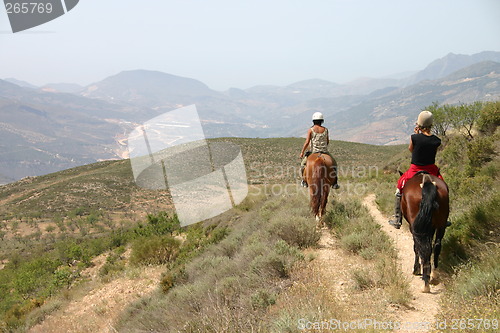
[29,252,164,333]
[363,193,444,332]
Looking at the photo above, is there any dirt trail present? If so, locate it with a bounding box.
[29,253,164,333]
[363,194,444,332]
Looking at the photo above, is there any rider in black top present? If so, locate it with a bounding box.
[410,133,441,166]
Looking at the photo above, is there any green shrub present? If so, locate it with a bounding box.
[99,250,126,278]
[268,214,320,248]
[216,231,244,258]
[441,193,499,270]
[134,212,180,237]
[437,247,500,323]
[160,265,187,293]
[440,135,469,167]
[52,267,74,289]
[341,232,364,253]
[352,268,375,290]
[467,136,495,170]
[250,240,303,279]
[251,289,276,310]
[130,235,181,266]
[14,257,60,299]
[56,240,91,266]
[454,249,500,300]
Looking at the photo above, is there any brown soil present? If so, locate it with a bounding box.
[29,251,164,333]
[363,193,444,332]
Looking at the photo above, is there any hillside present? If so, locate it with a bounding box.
[0,138,404,327]
[0,138,403,223]
[81,70,219,106]
[2,51,500,182]
[0,79,139,183]
[405,51,500,85]
[331,61,500,144]
[0,115,498,331]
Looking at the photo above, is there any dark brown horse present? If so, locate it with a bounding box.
[304,153,337,223]
[401,171,449,293]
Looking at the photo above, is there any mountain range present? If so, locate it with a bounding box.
[1,51,499,183]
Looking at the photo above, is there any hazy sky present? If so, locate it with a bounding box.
[1,0,499,90]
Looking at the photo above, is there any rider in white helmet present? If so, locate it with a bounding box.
[299,112,339,189]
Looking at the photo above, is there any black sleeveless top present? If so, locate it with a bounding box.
[411,133,441,166]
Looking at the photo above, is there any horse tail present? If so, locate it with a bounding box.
[310,157,325,216]
[413,174,439,262]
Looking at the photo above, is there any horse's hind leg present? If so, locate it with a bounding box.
[413,242,421,275]
[431,228,445,285]
[413,234,432,293]
[433,228,445,269]
[420,236,433,293]
[422,260,431,293]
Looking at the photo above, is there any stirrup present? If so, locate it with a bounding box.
[301,180,308,188]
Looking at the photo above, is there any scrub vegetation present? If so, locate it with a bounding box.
[0,101,498,331]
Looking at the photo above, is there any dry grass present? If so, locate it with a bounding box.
[114,186,320,332]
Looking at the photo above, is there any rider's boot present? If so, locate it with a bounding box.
[300,166,308,187]
[388,190,402,229]
[331,166,340,189]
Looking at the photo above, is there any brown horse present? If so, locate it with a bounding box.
[304,153,337,223]
[401,171,449,293]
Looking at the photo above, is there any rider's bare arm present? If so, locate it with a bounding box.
[300,129,312,157]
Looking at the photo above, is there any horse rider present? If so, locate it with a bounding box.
[389,110,449,229]
[299,112,339,189]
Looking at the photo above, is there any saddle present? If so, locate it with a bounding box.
[306,151,328,158]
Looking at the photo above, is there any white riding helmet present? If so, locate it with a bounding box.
[417,110,433,128]
[312,112,324,121]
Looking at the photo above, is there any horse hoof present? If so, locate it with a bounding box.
[430,278,440,285]
[422,285,431,293]
[430,271,440,285]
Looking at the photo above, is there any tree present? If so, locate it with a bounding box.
[477,101,500,135]
[424,101,452,137]
[449,101,483,140]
